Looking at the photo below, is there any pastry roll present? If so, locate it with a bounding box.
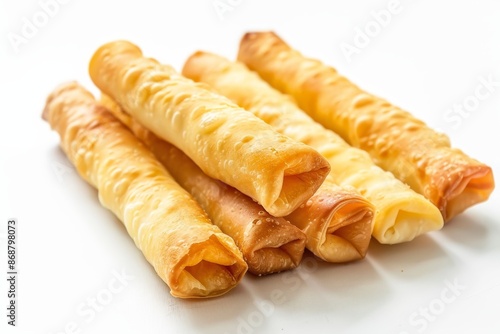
[237,32,495,222]
[182,57,374,260]
[183,51,444,244]
[100,94,307,275]
[89,41,330,217]
[42,82,247,298]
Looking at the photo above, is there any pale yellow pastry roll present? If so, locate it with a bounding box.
[42,82,247,298]
[89,40,330,217]
[183,51,444,244]
[100,94,307,275]
[237,31,495,222]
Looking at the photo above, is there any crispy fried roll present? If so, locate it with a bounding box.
[43,82,247,298]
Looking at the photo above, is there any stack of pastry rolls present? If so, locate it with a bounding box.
[43,41,374,299]
[99,94,374,264]
[42,34,494,299]
[89,41,375,265]
[99,93,308,274]
[182,52,444,244]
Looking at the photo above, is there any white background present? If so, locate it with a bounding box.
[1,0,499,333]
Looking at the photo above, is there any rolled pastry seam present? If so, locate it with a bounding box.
[43,82,247,298]
[285,182,373,262]
[182,51,443,244]
[100,94,306,275]
[237,31,495,222]
[89,40,331,217]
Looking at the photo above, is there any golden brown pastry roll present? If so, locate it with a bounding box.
[42,82,247,298]
[100,94,307,275]
[183,51,444,244]
[237,31,495,222]
[89,40,330,217]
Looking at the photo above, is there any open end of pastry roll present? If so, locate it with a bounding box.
[321,195,374,262]
[100,94,307,275]
[269,154,332,216]
[43,82,247,298]
[209,179,307,275]
[286,184,374,262]
[174,235,247,298]
[373,194,445,244]
[243,216,307,275]
[426,153,495,221]
[89,40,330,217]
